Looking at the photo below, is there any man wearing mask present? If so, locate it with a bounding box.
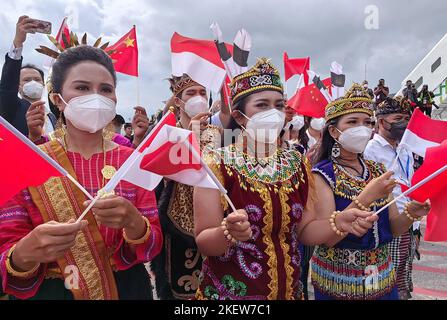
[418,85,436,118]
[362,80,374,100]
[152,73,220,300]
[0,16,56,136]
[373,78,389,106]
[364,97,417,300]
[402,80,419,110]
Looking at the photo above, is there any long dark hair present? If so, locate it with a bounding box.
[222,96,248,145]
[312,117,340,165]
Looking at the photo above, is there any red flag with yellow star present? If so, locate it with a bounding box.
[107,26,139,76]
[288,77,332,118]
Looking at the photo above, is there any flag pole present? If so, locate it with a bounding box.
[66,174,94,200]
[185,139,239,214]
[137,76,141,106]
[76,194,101,223]
[374,163,447,215]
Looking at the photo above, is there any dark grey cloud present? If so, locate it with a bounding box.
[1,0,446,120]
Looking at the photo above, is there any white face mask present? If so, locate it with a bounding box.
[310,117,325,131]
[286,115,305,131]
[182,96,208,118]
[241,109,286,144]
[23,80,44,99]
[337,126,373,154]
[59,94,116,133]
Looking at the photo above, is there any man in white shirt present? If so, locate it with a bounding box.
[364,97,416,300]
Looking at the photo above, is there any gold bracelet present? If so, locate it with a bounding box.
[329,211,348,237]
[353,197,371,212]
[5,244,40,279]
[123,216,151,245]
[404,203,422,222]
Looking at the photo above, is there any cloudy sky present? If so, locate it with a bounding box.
[1,0,446,120]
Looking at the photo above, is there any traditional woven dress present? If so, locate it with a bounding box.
[0,141,162,300]
[311,158,398,300]
[196,144,311,300]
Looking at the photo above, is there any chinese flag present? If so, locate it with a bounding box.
[288,77,332,118]
[107,26,139,76]
[0,117,65,206]
[283,52,310,84]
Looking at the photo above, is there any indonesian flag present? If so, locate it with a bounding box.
[103,112,218,192]
[0,116,67,206]
[138,126,218,189]
[103,111,177,192]
[43,17,70,69]
[283,52,310,84]
[288,77,332,118]
[107,26,139,76]
[171,32,229,92]
[402,141,447,242]
[399,108,447,158]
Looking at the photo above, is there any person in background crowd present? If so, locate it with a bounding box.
[362,80,374,100]
[402,80,419,110]
[112,114,125,134]
[124,122,134,142]
[418,85,436,118]
[373,78,389,106]
[364,97,417,300]
[0,15,56,136]
[152,73,221,300]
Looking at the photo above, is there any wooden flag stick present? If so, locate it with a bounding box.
[67,174,94,200]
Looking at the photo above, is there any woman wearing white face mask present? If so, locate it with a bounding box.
[193,59,380,300]
[0,45,162,300]
[310,84,430,300]
[281,106,309,155]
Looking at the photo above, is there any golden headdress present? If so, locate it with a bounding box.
[36,32,115,94]
[168,74,202,97]
[35,32,114,59]
[325,83,374,121]
[229,57,283,105]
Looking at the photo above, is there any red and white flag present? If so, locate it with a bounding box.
[0,116,68,205]
[103,111,177,192]
[171,32,228,92]
[103,111,218,192]
[399,108,447,158]
[283,52,310,84]
[138,126,218,189]
[401,140,447,241]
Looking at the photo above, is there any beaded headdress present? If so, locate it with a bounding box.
[325,83,374,121]
[377,96,412,116]
[229,57,283,105]
[168,74,202,97]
